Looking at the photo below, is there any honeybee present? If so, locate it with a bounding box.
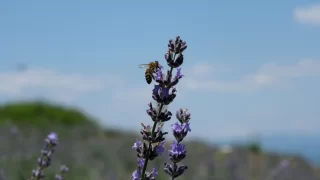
[138,61,160,84]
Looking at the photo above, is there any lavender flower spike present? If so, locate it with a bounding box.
[28,132,69,180]
[171,122,191,142]
[132,36,190,180]
[29,132,59,180]
[164,108,191,179]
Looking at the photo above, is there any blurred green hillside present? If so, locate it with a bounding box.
[0,101,319,180]
[0,101,95,127]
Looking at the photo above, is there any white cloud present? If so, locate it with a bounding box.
[189,63,230,77]
[294,4,320,25]
[0,67,119,102]
[182,59,320,92]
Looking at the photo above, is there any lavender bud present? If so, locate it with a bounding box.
[168,142,187,163]
[176,108,191,123]
[152,85,176,105]
[132,140,149,159]
[145,168,158,179]
[46,132,58,146]
[146,103,158,121]
[148,141,166,160]
[146,103,172,122]
[131,169,142,180]
[170,68,184,87]
[137,158,145,168]
[165,52,184,68]
[164,162,188,178]
[167,36,188,54]
[157,109,172,122]
[168,39,175,52]
[171,122,191,142]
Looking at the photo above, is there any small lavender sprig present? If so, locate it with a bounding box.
[54,165,69,180]
[164,108,191,179]
[131,36,188,180]
[29,132,59,180]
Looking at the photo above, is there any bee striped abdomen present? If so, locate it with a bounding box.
[145,69,153,84]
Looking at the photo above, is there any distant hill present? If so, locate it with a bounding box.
[0,101,96,127]
[0,101,319,180]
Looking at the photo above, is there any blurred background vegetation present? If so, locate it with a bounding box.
[0,101,319,180]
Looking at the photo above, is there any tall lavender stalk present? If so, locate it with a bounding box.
[131,36,190,180]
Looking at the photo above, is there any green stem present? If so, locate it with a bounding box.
[140,104,163,179]
[171,163,176,180]
[140,53,176,179]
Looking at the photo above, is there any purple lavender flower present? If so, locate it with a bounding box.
[138,158,145,168]
[154,141,165,155]
[149,168,158,178]
[171,122,191,142]
[132,139,166,161]
[155,69,162,81]
[131,158,144,180]
[131,159,158,180]
[131,169,141,180]
[155,67,184,88]
[132,140,148,159]
[175,68,184,79]
[169,68,184,87]
[168,141,187,163]
[152,85,176,105]
[132,140,143,150]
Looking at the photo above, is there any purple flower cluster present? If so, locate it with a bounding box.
[131,36,190,180]
[164,108,190,178]
[29,132,69,180]
[131,158,158,180]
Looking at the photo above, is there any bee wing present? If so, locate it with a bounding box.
[138,64,149,68]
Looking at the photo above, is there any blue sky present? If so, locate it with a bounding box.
[1,0,320,140]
